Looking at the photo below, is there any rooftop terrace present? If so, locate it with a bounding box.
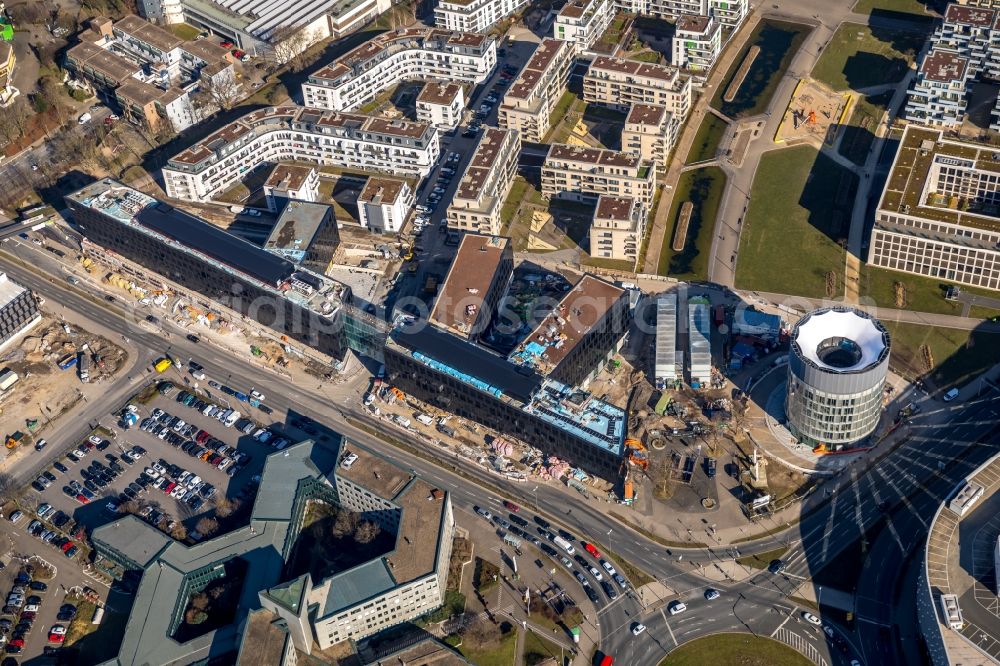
[878,126,1000,231]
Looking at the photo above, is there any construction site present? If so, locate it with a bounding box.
[0,317,127,457]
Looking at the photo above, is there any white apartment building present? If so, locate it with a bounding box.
[357,177,415,234]
[542,144,656,211]
[499,38,573,142]
[905,4,1000,126]
[416,82,466,130]
[263,164,320,212]
[302,29,495,112]
[435,0,528,33]
[446,127,521,234]
[905,49,972,126]
[553,0,615,54]
[584,56,692,120]
[612,0,746,28]
[590,195,645,263]
[672,14,721,76]
[622,103,677,172]
[868,126,1000,291]
[162,106,439,203]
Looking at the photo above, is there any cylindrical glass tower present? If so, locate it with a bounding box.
[785,307,891,449]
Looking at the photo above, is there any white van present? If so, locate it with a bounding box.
[223,410,242,428]
[394,415,411,428]
[943,388,960,402]
[553,535,576,555]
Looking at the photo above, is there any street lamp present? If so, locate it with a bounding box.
[532,485,539,511]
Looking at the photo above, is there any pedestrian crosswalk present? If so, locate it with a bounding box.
[774,626,828,666]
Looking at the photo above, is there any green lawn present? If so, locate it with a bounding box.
[735,146,857,298]
[659,633,811,666]
[735,546,789,570]
[168,23,202,40]
[686,114,729,164]
[882,321,1000,389]
[811,23,927,92]
[837,91,892,166]
[459,630,518,666]
[657,167,727,280]
[523,631,563,666]
[851,0,934,19]
[859,264,998,318]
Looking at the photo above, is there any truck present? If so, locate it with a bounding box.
[706,457,717,478]
[553,535,576,555]
[78,351,91,383]
[154,358,173,373]
[415,413,434,426]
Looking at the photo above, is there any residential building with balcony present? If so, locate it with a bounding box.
[552,0,615,54]
[64,15,237,132]
[434,0,528,33]
[643,0,747,28]
[542,143,656,212]
[621,103,677,172]
[416,82,465,130]
[498,38,573,142]
[867,126,1000,291]
[358,177,414,234]
[905,49,972,126]
[584,55,692,119]
[589,195,644,264]
[446,127,520,235]
[302,29,495,112]
[263,164,320,212]
[161,106,439,203]
[672,14,721,77]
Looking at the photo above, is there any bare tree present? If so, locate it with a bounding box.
[331,509,358,539]
[270,26,313,69]
[353,520,380,544]
[191,75,241,114]
[214,496,238,518]
[195,517,219,536]
[461,614,501,648]
[170,523,189,540]
[0,473,16,504]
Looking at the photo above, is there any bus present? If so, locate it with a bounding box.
[154,358,173,373]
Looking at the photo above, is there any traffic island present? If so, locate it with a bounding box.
[658,632,812,666]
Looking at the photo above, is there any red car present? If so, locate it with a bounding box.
[232,49,245,58]
[164,482,176,493]
[584,543,602,558]
[220,40,233,48]
[61,541,74,552]
[75,494,90,505]
[503,500,520,512]
[48,632,65,643]
[9,639,24,648]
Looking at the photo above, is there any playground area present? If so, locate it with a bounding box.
[775,78,851,146]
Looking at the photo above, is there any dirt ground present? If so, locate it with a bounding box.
[0,318,127,454]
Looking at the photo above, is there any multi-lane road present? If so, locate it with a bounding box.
[3,238,998,664]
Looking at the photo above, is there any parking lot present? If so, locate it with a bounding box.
[19,378,303,547]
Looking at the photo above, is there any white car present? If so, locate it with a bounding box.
[823,625,835,639]
[170,486,185,498]
[88,435,102,445]
[23,603,39,613]
[668,601,687,615]
[72,448,87,458]
[803,612,821,625]
[631,623,646,636]
[250,390,265,401]
[49,625,67,635]
[600,560,616,575]
[152,462,166,474]
[588,566,603,581]
[144,467,160,479]
[187,475,202,487]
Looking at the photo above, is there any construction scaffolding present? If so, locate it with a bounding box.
[655,293,682,389]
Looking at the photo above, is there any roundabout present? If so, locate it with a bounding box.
[658,633,812,666]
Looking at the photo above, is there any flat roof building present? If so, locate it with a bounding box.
[357,177,415,234]
[264,200,339,273]
[499,38,573,142]
[263,164,320,212]
[417,81,466,130]
[584,55,692,119]
[303,29,495,112]
[94,435,454,665]
[0,273,40,353]
[508,274,629,388]
[162,105,439,203]
[65,180,354,362]
[435,0,528,34]
[542,143,656,212]
[553,0,615,54]
[446,127,521,235]
[590,194,645,265]
[430,234,513,340]
[868,126,1000,291]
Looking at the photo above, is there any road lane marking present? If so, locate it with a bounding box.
[659,608,678,647]
[771,612,792,637]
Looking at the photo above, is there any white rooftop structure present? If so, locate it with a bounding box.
[688,299,711,387]
[792,308,889,373]
[655,293,681,386]
[0,273,27,309]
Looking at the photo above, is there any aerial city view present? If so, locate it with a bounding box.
[0,0,996,662]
